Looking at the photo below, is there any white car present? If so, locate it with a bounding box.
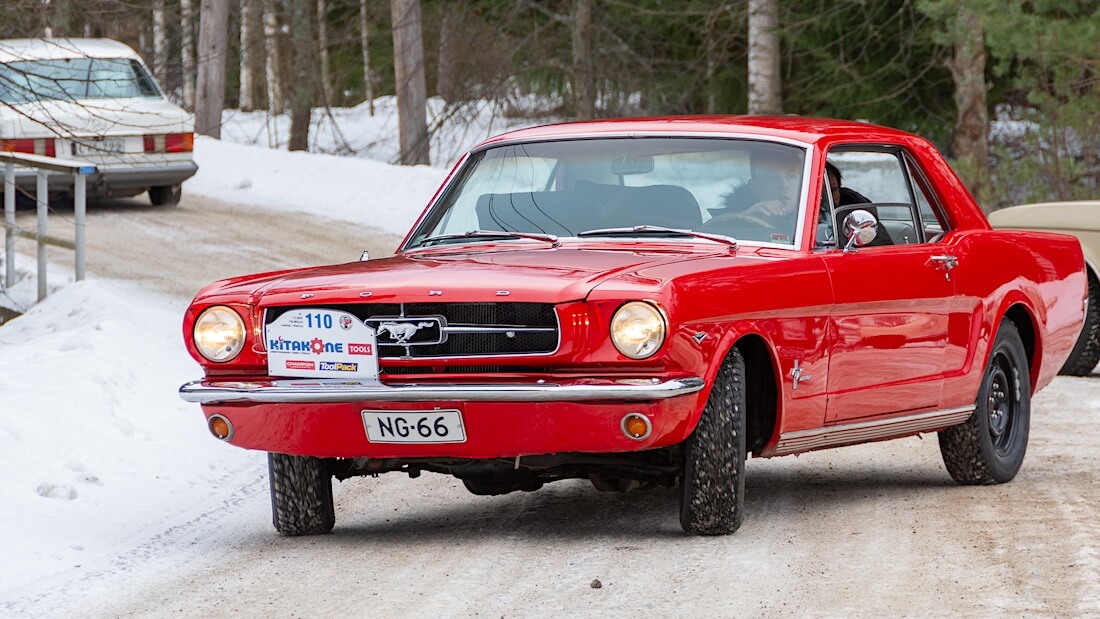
[0,38,197,206]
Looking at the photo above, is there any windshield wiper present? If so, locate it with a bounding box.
[577,225,738,251]
[418,229,561,248]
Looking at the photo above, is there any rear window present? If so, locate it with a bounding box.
[0,57,161,103]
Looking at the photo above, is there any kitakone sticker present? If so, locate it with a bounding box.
[268,336,344,355]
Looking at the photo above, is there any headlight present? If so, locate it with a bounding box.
[610,301,666,359]
[193,306,246,362]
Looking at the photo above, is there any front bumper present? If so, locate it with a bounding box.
[179,376,708,459]
[179,376,705,404]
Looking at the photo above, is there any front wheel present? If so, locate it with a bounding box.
[680,348,748,535]
[268,453,335,535]
[939,320,1031,484]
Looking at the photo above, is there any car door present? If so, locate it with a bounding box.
[819,147,957,423]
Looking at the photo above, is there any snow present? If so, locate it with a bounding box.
[0,100,542,601]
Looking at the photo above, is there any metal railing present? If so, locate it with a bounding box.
[2,152,96,301]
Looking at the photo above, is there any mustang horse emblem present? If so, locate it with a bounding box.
[375,321,435,345]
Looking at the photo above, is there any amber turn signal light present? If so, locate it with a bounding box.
[621,413,652,440]
[208,414,234,440]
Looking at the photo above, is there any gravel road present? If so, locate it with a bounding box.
[8,194,1100,618]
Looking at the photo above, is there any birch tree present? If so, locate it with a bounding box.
[747,0,781,115]
[195,0,230,138]
[239,0,255,112]
[391,0,429,165]
[317,0,331,105]
[181,0,196,110]
[360,0,374,115]
[152,0,167,84]
[263,0,284,115]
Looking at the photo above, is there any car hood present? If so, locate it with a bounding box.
[0,97,192,137]
[198,244,748,308]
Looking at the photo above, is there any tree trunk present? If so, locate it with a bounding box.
[263,0,284,115]
[317,0,331,105]
[747,0,781,115]
[436,7,454,102]
[181,0,196,110]
[360,0,374,114]
[152,0,167,84]
[391,0,430,165]
[239,0,255,111]
[947,3,989,202]
[571,0,594,119]
[195,0,230,138]
[285,0,314,152]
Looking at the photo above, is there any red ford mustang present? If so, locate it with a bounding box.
[180,117,1086,536]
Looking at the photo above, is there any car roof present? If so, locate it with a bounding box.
[474,115,919,150]
[0,38,142,64]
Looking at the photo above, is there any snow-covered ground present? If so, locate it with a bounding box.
[0,100,539,599]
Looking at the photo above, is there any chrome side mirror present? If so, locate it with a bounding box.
[842,209,878,252]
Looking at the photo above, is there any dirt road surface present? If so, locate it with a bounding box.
[6,195,1100,617]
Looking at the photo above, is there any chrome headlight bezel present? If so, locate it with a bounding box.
[610,301,667,360]
[193,305,246,362]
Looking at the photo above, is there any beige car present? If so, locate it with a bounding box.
[988,201,1100,375]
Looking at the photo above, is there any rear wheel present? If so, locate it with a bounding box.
[1059,271,1100,376]
[680,348,747,535]
[148,183,182,206]
[939,320,1031,484]
[268,453,335,535]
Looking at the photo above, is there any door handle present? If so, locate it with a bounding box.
[931,255,958,271]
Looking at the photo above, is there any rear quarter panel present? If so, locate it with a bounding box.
[942,229,1085,408]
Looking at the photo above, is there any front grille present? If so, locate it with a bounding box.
[266,302,559,359]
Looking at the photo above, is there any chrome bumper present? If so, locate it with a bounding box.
[179,376,706,405]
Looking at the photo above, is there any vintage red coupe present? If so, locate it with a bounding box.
[180,117,1086,536]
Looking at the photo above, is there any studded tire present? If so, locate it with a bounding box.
[268,453,336,536]
[939,320,1031,484]
[1058,271,1100,376]
[680,348,747,535]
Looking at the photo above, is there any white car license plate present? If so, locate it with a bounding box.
[362,410,466,444]
[72,138,126,156]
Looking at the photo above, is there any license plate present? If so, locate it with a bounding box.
[72,138,126,156]
[362,410,466,444]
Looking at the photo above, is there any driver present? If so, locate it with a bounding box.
[709,145,804,242]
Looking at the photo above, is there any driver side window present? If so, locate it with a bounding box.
[823,148,939,248]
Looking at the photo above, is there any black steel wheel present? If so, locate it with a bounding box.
[939,320,1031,484]
[1059,271,1100,376]
[679,348,747,535]
[268,453,336,536]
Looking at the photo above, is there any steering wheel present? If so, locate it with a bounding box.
[701,211,776,240]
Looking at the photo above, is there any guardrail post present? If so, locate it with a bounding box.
[36,169,48,302]
[4,162,13,287]
[74,173,86,281]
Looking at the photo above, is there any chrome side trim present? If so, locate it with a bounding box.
[180,376,705,405]
[773,406,974,456]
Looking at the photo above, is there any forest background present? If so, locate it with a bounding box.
[2,0,1097,211]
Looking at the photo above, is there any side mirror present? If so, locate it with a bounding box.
[842,209,878,252]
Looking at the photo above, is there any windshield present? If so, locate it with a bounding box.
[0,58,161,103]
[406,137,808,249]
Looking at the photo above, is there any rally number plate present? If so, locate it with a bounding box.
[362,410,467,444]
